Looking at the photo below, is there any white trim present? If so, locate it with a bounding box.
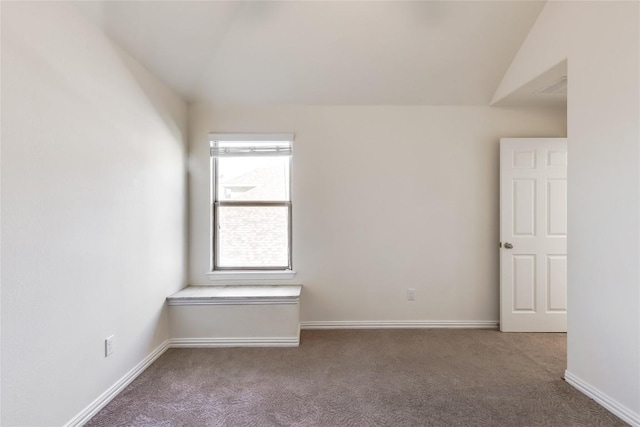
[207,270,297,281]
[168,297,300,306]
[167,285,302,305]
[169,337,300,348]
[63,340,171,427]
[209,133,295,142]
[564,370,640,426]
[300,320,499,330]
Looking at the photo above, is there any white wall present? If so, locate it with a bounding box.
[189,105,566,323]
[493,0,640,419]
[1,2,187,426]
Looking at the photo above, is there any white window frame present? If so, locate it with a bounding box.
[207,133,296,281]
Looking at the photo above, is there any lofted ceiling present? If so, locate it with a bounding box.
[74,1,548,106]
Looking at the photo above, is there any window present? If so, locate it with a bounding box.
[209,134,293,274]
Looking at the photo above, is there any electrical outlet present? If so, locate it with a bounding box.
[407,288,416,301]
[105,335,115,357]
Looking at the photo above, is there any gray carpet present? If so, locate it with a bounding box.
[86,330,626,426]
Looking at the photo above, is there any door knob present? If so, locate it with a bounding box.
[504,242,513,249]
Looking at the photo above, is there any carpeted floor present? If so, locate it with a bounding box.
[86,329,626,426]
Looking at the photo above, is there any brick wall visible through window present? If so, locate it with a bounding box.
[218,205,288,267]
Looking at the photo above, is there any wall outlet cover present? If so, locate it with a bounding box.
[105,335,115,357]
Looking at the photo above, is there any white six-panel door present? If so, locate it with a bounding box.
[500,138,567,332]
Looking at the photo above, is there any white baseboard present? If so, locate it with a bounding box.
[169,337,300,347]
[300,320,499,330]
[564,370,640,426]
[63,339,171,427]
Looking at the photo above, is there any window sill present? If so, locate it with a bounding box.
[206,270,297,281]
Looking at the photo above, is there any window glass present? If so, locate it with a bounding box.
[217,205,289,268]
[217,156,289,202]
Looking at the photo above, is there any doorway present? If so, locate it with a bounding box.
[499,138,567,332]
